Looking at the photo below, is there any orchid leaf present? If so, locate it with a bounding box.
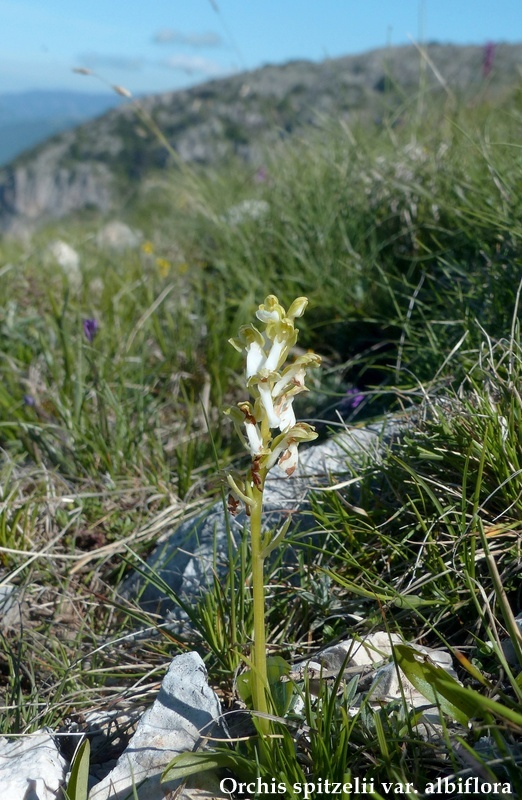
[162,749,253,784]
[64,738,90,800]
[395,645,522,728]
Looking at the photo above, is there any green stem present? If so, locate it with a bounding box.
[250,480,270,739]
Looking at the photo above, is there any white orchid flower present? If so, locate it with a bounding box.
[229,324,266,380]
[263,423,319,475]
[271,353,321,399]
[274,394,296,432]
[225,402,265,457]
[255,294,285,324]
[248,372,281,428]
[277,442,299,477]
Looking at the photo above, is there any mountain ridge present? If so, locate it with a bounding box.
[0,90,122,167]
[1,42,521,235]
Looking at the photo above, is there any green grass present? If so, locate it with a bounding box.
[1,84,521,796]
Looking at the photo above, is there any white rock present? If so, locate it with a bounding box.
[0,729,68,800]
[292,633,458,740]
[88,652,222,800]
[95,221,142,251]
[313,632,403,669]
[46,240,81,286]
[311,632,455,675]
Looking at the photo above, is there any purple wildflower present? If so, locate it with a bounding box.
[23,394,36,407]
[345,388,365,410]
[83,318,99,343]
[483,41,495,78]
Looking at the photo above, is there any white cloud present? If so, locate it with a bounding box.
[160,54,228,77]
[153,30,222,48]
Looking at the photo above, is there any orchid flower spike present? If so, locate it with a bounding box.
[226,294,321,493]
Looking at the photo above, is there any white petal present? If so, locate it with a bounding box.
[277,442,299,477]
[264,338,287,372]
[244,421,264,455]
[258,382,281,428]
[256,309,280,323]
[276,396,296,432]
[245,341,267,379]
[272,365,305,397]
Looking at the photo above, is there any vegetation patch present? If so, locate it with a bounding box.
[0,65,521,796]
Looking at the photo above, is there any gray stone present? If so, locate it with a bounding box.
[83,707,144,783]
[95,221,142,251]
[291,632,459,740]
[121,426,386,619]
[88,652,222,800]
[0,729,68,800]
[501,614,522,667]
[0,584,25,632]
[295,632,457,699]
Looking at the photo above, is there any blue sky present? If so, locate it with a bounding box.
[1,0,521,95]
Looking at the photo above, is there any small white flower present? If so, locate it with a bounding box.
[263,423,318,475]
[229,324,267,380]
[272,364,306,398]
[246,339,266,379]
[256,378,281,428]
[245,419,264,455]
[256,295,284,325]
[277,442,299,476]
[274,394,296,432]
[256,308,280,324]
[263,336,287,373]
[272,353,321,398]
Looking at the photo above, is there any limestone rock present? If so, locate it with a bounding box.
[292,632,458,739]
[0,729,68,800]
[95,221,142,251]
[0,141,114,234]
[88,652,222,800]
[0,584,25,632]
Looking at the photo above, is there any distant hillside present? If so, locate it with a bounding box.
[0,91,122,167]
[1,43,521,235]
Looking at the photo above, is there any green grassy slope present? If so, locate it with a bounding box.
[0,71,521,793]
